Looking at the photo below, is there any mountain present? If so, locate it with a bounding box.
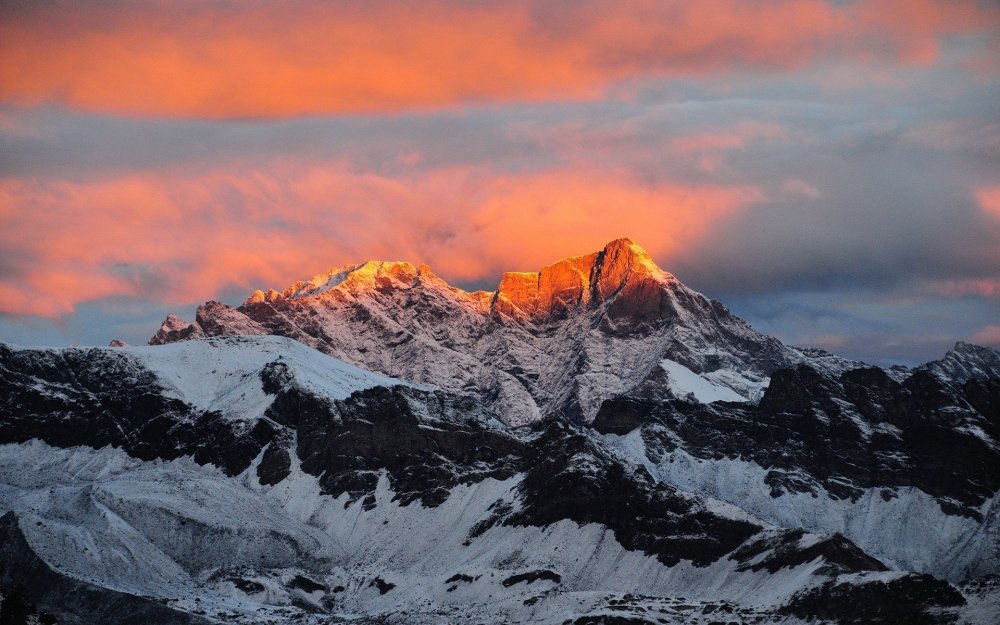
[594,345,1000,580]
[150,238,857,425]
[921,340,1000,384]
[4,239,1000,623]
[3,336,998,624]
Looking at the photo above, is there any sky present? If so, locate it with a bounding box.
[1,0,998,366]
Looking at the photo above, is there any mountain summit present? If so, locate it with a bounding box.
[491,238,673,322]
[150,238,852,424]
[4,239,1000,624]
[239,237,673,323]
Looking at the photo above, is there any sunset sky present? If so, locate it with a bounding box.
[1,0,998,365]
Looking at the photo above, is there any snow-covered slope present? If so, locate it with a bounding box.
[594,345,1000,583]
[129,335,411,420]
[659,359,749,403]
[0,440,952,625]
[3,336,995,624]
[150,238,857,424]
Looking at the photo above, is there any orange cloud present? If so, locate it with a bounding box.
[977,186,1000,219]
[0,161,760,316]
[465,172,761,275]
[970,324,1000,346]
[1,0,996,118]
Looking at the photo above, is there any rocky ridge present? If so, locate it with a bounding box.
[3,336,996,624]
[150,239,856,425]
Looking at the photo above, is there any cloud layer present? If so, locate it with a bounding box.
[2,0,997,118]
[1,0,998,362]
[0,160,759,316]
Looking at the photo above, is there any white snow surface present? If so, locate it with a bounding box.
[660,359,747,403]
[0,440,950,625]
[601,430,1000,582]
[65,335,411,420]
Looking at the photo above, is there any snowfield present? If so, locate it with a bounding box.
[660,359,748,403]
[600,430,1000,581]
[0,440,952,625]
[128,335,414,420]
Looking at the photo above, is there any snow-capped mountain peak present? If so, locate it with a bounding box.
[491,238,676,322]
[5,239,1000,624]
[921,340,1000,384]
[148,238,856,424]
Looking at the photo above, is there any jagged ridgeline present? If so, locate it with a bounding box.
[2,239,999,624]
[151,239,856,425]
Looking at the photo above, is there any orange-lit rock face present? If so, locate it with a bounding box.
[492,238,673,323]
[340,261,420,293]
[494,272,540,319]
[495,258,597,321]
[538,254,596,317]
[596,239,678,325]
[596,239,657,299]
[241,238,679,332]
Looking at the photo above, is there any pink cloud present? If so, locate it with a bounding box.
[970,324,1000,346]
[1,1,997,119]
[920,279,1000,300]
[977,187,1000,219]
[0,161,761,316]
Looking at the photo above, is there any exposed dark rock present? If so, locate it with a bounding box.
[505,421,760,568]
[501,570,561,587]
[369,577,395,594]
[590,398,650,435]
[781,573,965,625]
[260,360,293,394]
[0,584,34,625]
[289,575,326,593]
[466,499,514,543]
[230,578,265,594]
[444,574,477,584]
[257,444,292,486]
[593,357,1000,516]
[730,530,887,574]
[296,386,523,507]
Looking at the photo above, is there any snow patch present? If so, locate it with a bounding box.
[630,443,999,581]
[126,335,413,420]
[660,359,747,403]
